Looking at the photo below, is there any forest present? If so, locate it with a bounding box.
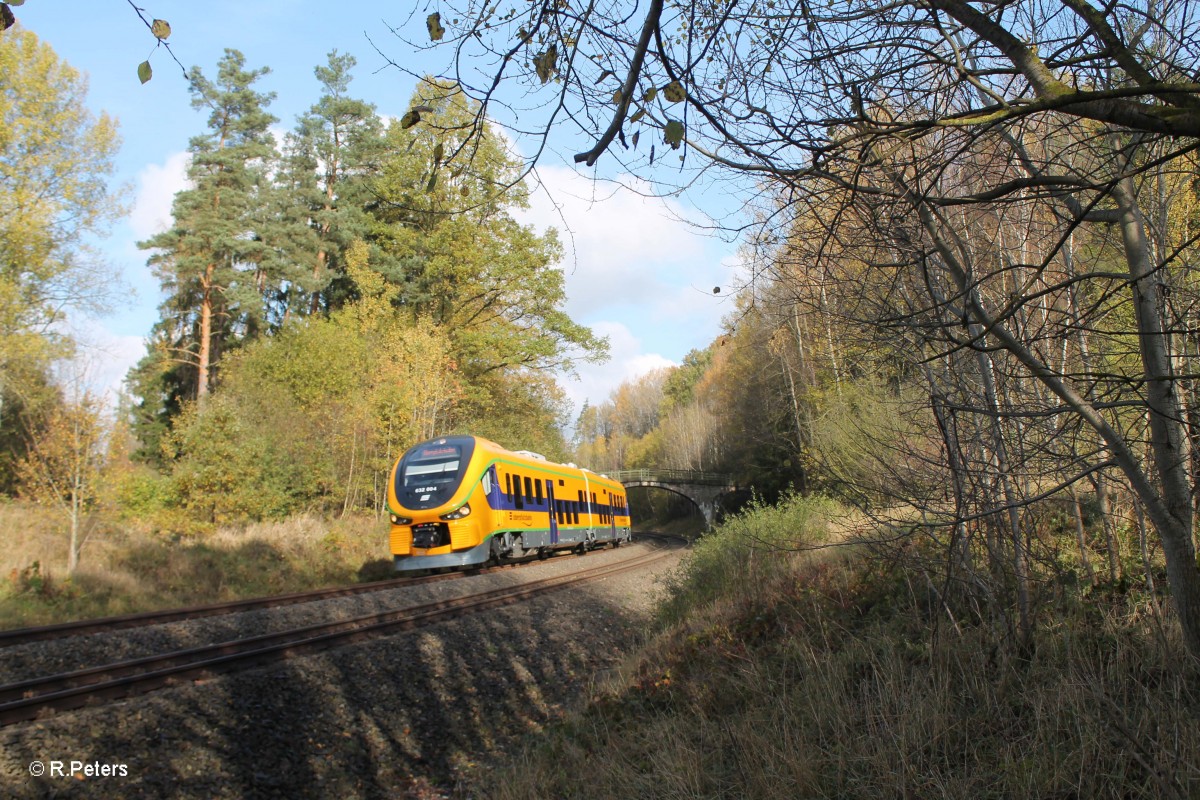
[2,3,1200,796]
[7,0,1200,662]
[425,0,1200,664]
[0,28,611,592]
[3,0,1200,674]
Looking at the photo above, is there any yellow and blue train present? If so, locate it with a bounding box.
[386,435,632,572]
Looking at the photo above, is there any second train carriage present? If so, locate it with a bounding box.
[387,435,633,572]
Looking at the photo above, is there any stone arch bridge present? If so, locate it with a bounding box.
[608,469,739,529]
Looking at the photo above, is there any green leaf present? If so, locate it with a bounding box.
[663,80,686,103]
[400,110,421,129]
[427,12,446,41]
[425,171,438,193]
[432,141,444,164]
[629,108,645,124]
[643,86,658,103]
[138,60,153,85]
[151,18,171,39]
[6,0,24,6]
[663,119,685,149]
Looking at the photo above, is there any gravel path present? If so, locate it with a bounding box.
[0,538,683,799]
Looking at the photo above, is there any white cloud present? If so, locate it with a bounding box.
[517,166,710,319]
[130,151,191,240]
[59,318,148,407]
[558,321,676,422]
[513,166,738,419]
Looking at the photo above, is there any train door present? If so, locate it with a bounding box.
[609,490,617,537]
[546,478,559,544]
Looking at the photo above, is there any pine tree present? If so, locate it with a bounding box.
[138,49,278,407]
[371,81,607,381]
[275,51,386,318]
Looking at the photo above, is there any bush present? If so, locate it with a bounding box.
[658,492,839,625]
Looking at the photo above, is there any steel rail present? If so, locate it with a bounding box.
[0,544,609,647]
[0,547,674,727]
[0,575,451,648]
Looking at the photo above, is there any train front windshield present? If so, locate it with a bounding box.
[396,438,476,510]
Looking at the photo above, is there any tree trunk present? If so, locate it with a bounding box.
[67,481,80,574]
[970,319,1033,649]
[1072,489,1097,587]
[1114,178,1200,657]
[197,263,215,403]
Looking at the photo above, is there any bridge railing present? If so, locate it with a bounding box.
[608,469,733,487]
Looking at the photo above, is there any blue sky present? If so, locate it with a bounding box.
[15,2,744,420]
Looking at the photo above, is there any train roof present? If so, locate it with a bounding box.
[443,436,621,484]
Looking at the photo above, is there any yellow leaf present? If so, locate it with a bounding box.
[427,12,446,41]
[534,45,558,83]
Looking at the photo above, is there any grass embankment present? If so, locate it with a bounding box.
[485,495,1200,799]
[0,502,392,629]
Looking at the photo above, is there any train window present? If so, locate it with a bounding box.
[504,473,512,499]
[523,476,533,504]
[482,471,492,495]
[535,479,544,505]
[558,479,564,486]
[514,474,524,510]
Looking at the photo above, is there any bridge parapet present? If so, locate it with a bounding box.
[609,469,738,528]
[608,469,732,487]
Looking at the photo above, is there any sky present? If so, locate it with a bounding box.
[13,2,746,423]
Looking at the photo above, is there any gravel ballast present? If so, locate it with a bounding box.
[0,539,682,799]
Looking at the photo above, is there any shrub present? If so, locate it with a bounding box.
[659,492,839,625]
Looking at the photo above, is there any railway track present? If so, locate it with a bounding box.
[0,545,674,727]
[0,575,451,648]
[0,539,644,647]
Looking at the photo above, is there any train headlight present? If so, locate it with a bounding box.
[440,503,471,521]
[389,513,412,525]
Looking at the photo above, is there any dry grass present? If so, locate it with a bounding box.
[477,496,1200,800]
[0,500,393,628]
